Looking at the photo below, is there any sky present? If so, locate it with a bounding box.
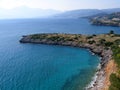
[0,0,120,11]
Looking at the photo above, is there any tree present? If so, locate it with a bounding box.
[109,30,114,34]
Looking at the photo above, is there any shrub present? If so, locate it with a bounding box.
[92,34,96,37]
[104,42,113,47]
[114,34,120,37]
[86,36,93,39]
[109,30,114,34]
[112,45,120,67]
[88,40,96,44]
[115,39,120,45]
[31,34,46,39]
[99,39,106,45]
[47,36,58,41]
[109,74,120,90]
[74,35,79,40]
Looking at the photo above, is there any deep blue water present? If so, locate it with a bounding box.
[0,18,120,90]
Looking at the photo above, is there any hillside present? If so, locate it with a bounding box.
[1,8,120,19]
[0,6,61,19]
[53,8,120,19]
[53,9,103,18]
[90,12,120,27]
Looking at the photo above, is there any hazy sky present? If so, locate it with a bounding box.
[0,0,120,11]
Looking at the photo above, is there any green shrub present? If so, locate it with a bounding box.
[114,39,120,45]
[109,74,120,90]
[47,36,65,41]
[86,36,93,39]
[114,34,120,37]
[31,34,46,39]
[112,45,120,67]
[105,42,113,47]
[88,40,96,44]
[92,34,96,37]
[109,30,114,34]
[74,36,79,40]
[99,39,106,45]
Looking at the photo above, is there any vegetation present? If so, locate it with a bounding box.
[109,30,114,34]
[99,39,106,45]
[31,34,47,40]
[88,40,96,44]
[30,34,83,42]
[86,36,93,39]
[109,39,120,90]
[112,45,120,67]
[104,42,113,47]
[109,74,120,90]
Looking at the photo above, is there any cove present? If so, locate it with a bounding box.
[0,43,100,90]
[0,18,109,90]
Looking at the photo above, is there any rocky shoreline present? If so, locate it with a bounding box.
[90,12,120,27]
[20,34,113,90]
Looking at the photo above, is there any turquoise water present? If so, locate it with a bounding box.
[0,18,119,90]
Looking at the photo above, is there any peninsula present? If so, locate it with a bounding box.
[20,32,120,90]
[90,12,120,27]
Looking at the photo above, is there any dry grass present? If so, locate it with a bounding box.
[101,60,117,90]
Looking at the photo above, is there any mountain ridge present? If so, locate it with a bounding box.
[53,8,120,19]
[1,7,120,19]
[0,6,61,19]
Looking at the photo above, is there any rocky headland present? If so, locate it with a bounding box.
[20,33,120,90]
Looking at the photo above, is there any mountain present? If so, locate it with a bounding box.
[1,7,120,19]
[53,9,104,18]
[53,8,120,19]
[0,6,61,19]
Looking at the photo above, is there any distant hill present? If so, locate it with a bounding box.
[1,7,120,19]
[53,9,104,18]
[102,8,120,14]
[53,8,120,19]
[90,12,120,27]
[0,6,61,19]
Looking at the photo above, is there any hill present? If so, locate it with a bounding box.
[53,9,103,18]
[53,8,120,19]
[90,12,120,27]
[102,8,120,14]
[1,7,120,19]
[0,6,61,19]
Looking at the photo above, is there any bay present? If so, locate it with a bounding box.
[0,18,119,90]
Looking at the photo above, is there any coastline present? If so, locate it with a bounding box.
[101,59,117,90]
[86,49,112,90]
[20,34,113,90]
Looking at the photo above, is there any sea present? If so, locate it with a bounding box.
[0,18,120,90]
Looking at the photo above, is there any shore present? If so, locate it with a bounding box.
[86,48,112,90]
[20,33,114,90]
